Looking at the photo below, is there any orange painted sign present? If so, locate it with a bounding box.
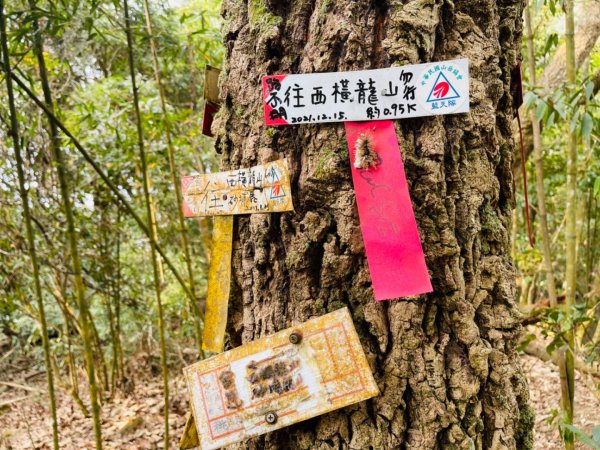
[183,308,379,450]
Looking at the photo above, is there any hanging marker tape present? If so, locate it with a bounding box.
[344,120,433,300]
[202,215,234,353]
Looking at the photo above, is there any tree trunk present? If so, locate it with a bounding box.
[216,1,533,449]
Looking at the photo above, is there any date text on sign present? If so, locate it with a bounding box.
[263,59,469,125]
[183,308,379,450]
[182,159,294,217]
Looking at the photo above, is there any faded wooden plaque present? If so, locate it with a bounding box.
[183,308,379,450]
[182,159,293,217]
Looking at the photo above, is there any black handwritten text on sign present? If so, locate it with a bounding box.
[262,59,469,126]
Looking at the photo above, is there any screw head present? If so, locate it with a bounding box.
[289,331,302,345]
[265,411,278,424]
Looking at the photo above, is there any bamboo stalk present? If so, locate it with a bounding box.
[563,0,577,447]
[123,0,169,447]
[27,3,103,447]
[524,0,558,310]
[141,0,204,353]
[115,205,125,387]
[99,189,120,395]
[0,2,59,448]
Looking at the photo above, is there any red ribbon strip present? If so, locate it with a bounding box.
[344,120,433,300]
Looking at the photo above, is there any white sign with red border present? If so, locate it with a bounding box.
[262,58,469,126]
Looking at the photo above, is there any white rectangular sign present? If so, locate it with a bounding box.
[262,58,469,126]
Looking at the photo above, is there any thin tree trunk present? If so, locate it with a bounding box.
[218,1,533,448]
[123,1,169,447]
[28,4,103,447]
[187,35,198,112]
[141,0,204,352]
[104,275,119,395]
[0,3,59,448]
[50,276,89,416]
[524,0,558,310]
[563,0,577,447]
[527,272,538,306]
[114,205,125,387]
[97,185,120,395]
[585,188,594,292]
[87,307,108,399]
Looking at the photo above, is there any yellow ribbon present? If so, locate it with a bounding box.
[202,215,234,353]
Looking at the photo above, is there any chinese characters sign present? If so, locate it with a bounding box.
[183,307,379,450]
[263,59,469,125]
[182,159,294,217]
[345,120,432,300]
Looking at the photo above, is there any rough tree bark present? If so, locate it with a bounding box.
[214,1,533,449]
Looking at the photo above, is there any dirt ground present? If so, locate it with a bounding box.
[1,354,599,449]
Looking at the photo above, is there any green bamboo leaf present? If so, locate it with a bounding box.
[524,91,537,108]
[546,111,556,128]
[562,424,600,449]
[536,99,548,122]
[570,109,581,132]
[554,99,566,119]
[585,81,595,100]
[543,33,558,55]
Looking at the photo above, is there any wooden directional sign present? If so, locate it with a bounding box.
[183,308,379,450]
[182,159,293,217]
[262,58,469,125]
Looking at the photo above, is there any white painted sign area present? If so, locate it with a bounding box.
[262,58,470,125]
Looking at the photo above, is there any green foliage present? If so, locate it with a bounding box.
[0,0,222,369]
[537,304,593,354]
[561,422,600,449]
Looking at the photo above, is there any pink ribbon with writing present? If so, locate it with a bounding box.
[344,120,432,300]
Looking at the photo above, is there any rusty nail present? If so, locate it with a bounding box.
[265,411,278,424]
[289,331,302,345]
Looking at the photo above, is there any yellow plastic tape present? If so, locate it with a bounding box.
[202,215,233,353]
